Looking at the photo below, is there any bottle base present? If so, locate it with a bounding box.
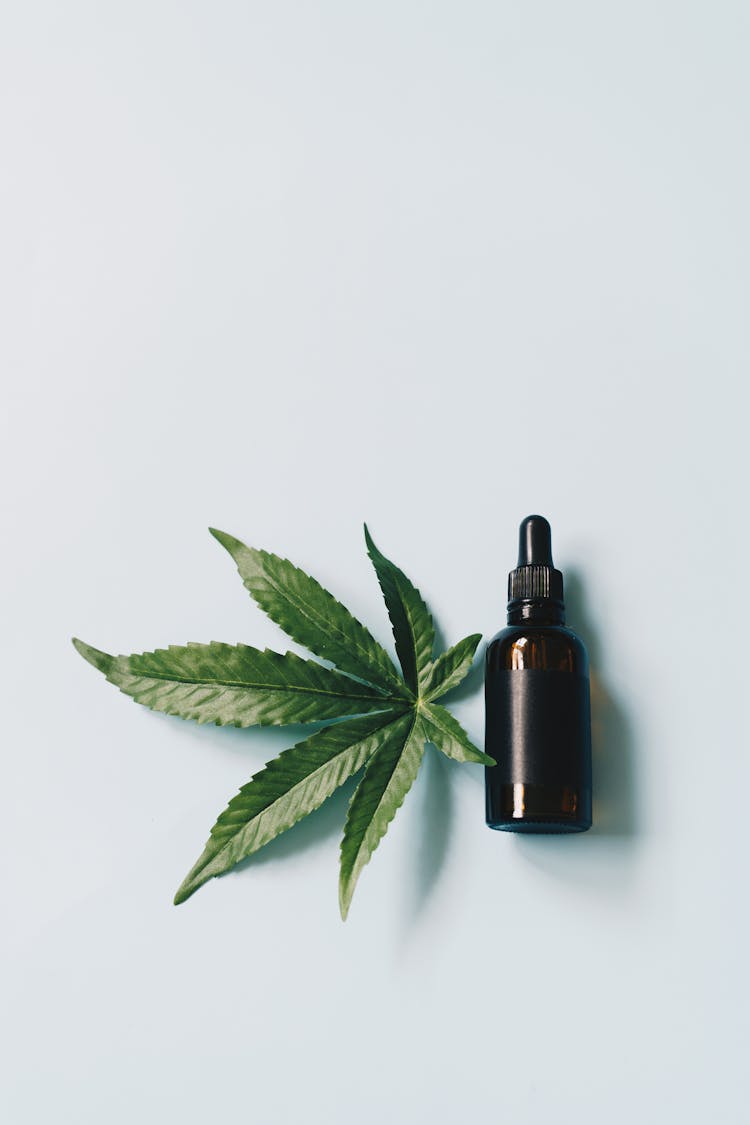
[486,818,591,834]
[485,782,592,834]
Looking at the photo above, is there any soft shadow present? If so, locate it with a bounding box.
[406,744,454,922]
[431,617,449,664]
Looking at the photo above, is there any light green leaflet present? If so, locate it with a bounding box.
[74,525,495,918]
[71,640,395,726]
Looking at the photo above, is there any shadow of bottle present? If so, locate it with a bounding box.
[429,577,639,843]
[512,566,639,892]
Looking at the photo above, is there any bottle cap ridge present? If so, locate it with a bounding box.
[508,515,564,608]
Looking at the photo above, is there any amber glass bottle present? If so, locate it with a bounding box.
[484,515,592,833]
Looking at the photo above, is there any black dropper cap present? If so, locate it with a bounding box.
[507,515,564,612]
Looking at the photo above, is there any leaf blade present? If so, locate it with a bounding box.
[174,710,409,903]
[211,529,406,695]
[363,525,435,695]
[338,710,425,919]
[421,633,482,701]
[421,702,496,766]
[73,638,397,727]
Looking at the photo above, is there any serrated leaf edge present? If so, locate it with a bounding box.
[338,709,425,920]
[363,524,435,695]
[211,527,408,696]
[174,708,411,904]
[421,701,496,766]
[421,632,482,701]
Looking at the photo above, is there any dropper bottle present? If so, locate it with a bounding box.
[484,515,593,832]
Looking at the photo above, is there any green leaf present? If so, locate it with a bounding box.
[73,638,396,727]
[174,710,408,903]
[420,702,495,766]
[210,529,406,696]
[421,633,482,701]
[338,710,425,919]
[363,525,435,696]
[74,522,490,917]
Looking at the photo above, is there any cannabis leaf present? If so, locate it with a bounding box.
[70,640,393,726]
[74,525,493,918]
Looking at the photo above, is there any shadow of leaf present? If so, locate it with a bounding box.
[407,744,455,921]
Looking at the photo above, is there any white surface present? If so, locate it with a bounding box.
[2,3,748,1122]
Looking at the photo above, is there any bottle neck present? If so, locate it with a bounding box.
[507,600,565,626]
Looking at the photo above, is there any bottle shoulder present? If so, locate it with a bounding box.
[486,624,589,674]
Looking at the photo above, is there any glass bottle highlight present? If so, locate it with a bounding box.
[484,515,593,832]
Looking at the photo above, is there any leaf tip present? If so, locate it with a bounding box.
[338,881,352,921]
[72,637,113,674]
[173,877,197,905]
[462,746,497,767]
[210,527,258,569]
[209,526,235,551]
